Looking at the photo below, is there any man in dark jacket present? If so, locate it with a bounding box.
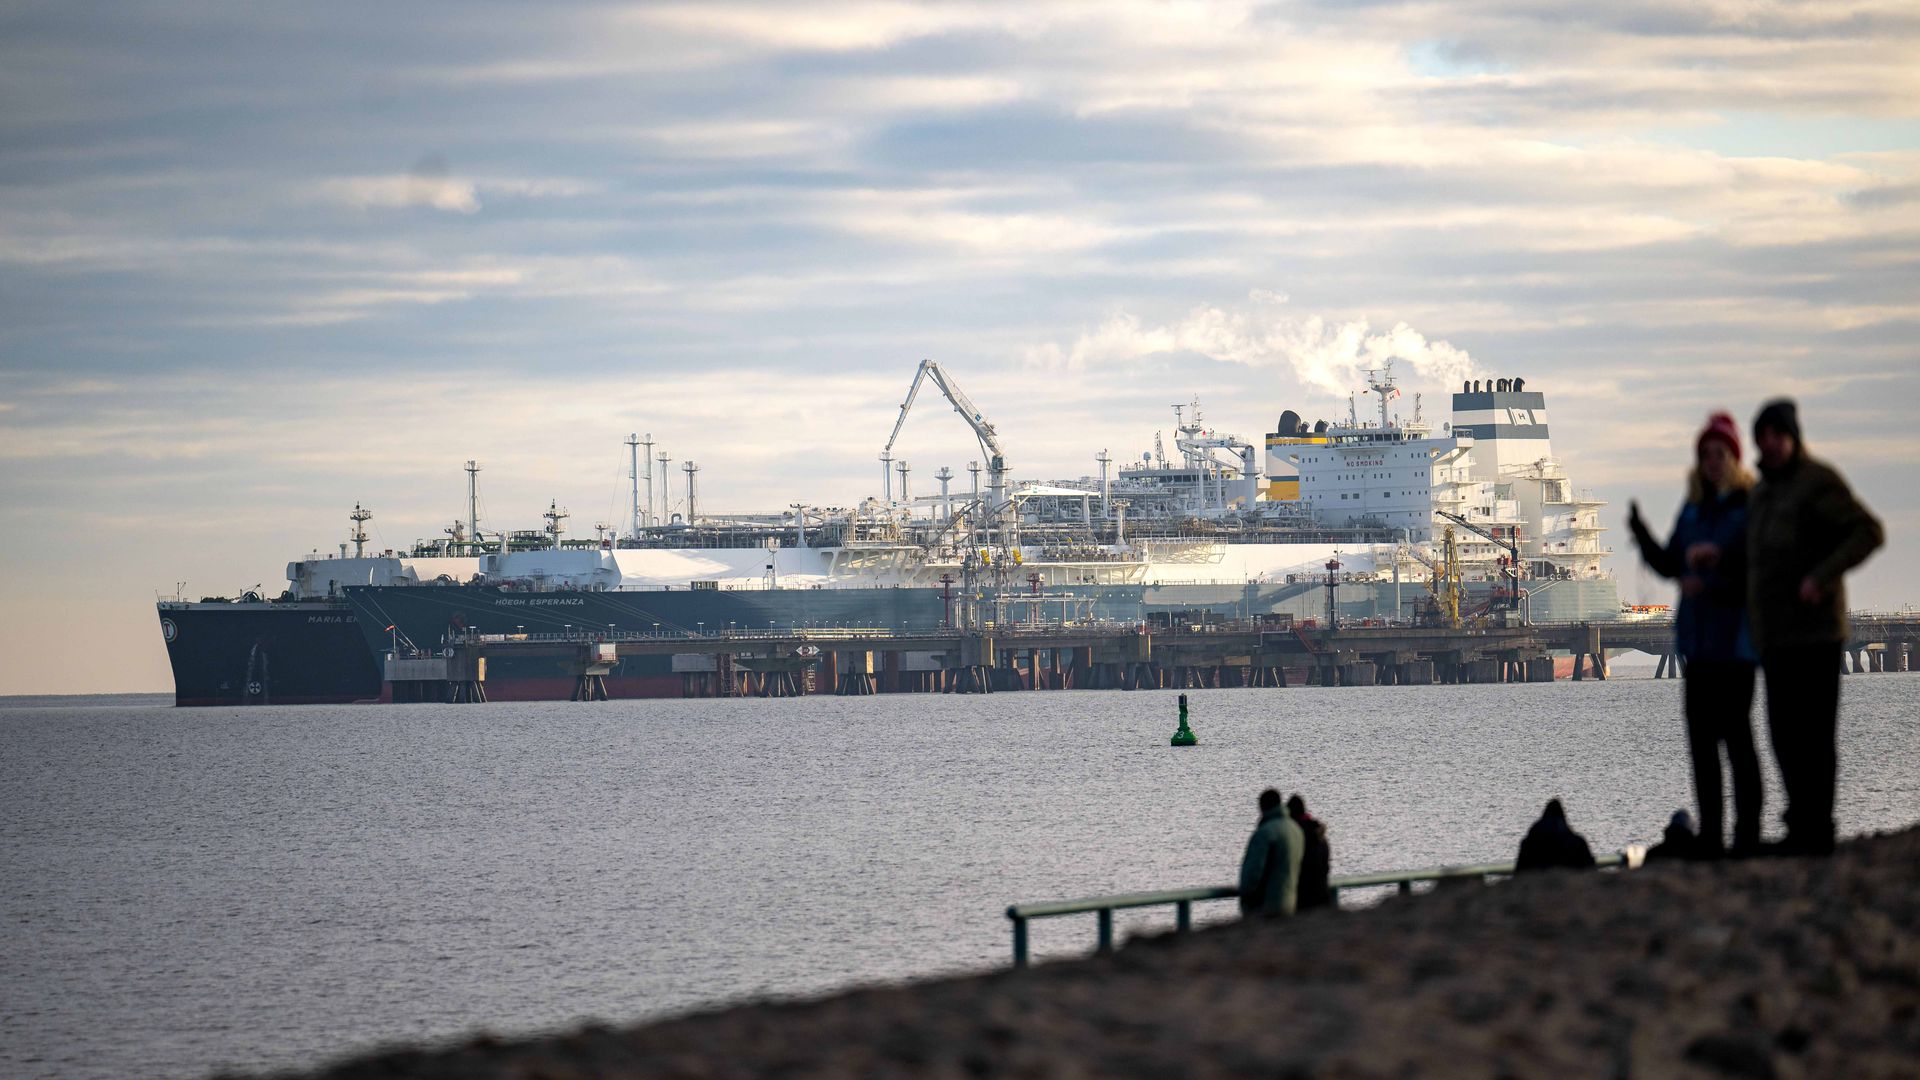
[1237,788,1302,917]
[1515,799,1596,872]
[1747,399,1884,855]
[1286,794,1332,910]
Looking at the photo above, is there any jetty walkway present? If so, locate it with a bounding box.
[385,614,1920,701]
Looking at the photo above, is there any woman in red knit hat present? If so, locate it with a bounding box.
[1627,411,1762,857]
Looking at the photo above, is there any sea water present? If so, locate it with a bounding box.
[4,678,1917,1079]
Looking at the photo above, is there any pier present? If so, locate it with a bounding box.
[379,614,1920,701]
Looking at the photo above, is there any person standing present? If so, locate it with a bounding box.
[1747,399,1884,855]
[1237,788,1303,917]
[1286,794,1332,910]
[1627,412,1763,856]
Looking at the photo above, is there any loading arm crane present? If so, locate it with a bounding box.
[1405,528,1461,628]
[1400,540,1440,575]
[883,359,1010,517]
[1435,510,1524,615]
[1380,532,1455,626]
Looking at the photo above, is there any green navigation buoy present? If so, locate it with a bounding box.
[1171,692,1197,746]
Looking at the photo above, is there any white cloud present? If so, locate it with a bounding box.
[836,206,1121,254]
[619,2,1009,53]
[313,174,481,214]
[1024,292,1482,402]
[816,74,1025,113]
[627,120,852,161]
[479,177,600,199]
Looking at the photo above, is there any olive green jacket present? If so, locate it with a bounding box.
[1746,452,1883,652]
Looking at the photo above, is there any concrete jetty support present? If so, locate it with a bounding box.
[834,650,878,696]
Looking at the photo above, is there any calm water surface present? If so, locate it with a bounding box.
[4,678,1917,1078]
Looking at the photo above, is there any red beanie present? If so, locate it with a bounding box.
[1697,411,1741,462]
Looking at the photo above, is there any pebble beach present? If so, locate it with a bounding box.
[253,825,1920,1079]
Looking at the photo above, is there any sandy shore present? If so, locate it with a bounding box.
[250,827,1920,1079]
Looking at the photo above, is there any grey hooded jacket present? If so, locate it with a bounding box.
[1237,806,1304,916]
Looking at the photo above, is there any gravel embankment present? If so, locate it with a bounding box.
[255,827,1920,1079]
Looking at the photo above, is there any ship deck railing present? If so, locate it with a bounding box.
[449,625,1161,645]
[1004,849,1642,967]
[430,617,1679,649]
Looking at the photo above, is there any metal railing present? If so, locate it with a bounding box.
[1005,850,1639,967]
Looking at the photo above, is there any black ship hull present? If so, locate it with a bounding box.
[158,577,1621,705]
[158,601,382,706]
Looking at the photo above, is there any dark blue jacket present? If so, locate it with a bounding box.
[1630,489,1754,664]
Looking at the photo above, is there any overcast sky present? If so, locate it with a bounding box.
[3,1,1916,694]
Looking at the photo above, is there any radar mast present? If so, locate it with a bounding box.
[349,503,372,558]
[1364,361,1401,428]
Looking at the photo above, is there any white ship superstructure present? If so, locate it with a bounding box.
[1268,370,1608,592]
[1443,377,1609,582]
[1287,371,1468,542]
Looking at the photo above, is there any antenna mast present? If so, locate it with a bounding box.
[625,434,642,538]
[640,434,655,529]
[543,501,568,550]
[1365,361,1398,428]
[464,460,481,553]
[349,503,372,558]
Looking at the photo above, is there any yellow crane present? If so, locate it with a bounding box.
[1402,528,1463,628]
[1437,526,1462,628]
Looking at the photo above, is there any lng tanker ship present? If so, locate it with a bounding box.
[157,365,1619,704]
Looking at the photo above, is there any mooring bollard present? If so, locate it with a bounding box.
[1171,692,1197,746]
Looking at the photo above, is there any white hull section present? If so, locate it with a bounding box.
[292,543,1383,596]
